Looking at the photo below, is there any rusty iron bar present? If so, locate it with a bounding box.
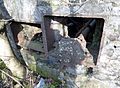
[41,15,49,59]
[75,19,95,38]
[81,19,96,39]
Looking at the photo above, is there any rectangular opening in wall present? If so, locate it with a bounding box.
[43,16,104,64]
[8,21,44,55]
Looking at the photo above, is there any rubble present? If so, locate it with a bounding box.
[14,21,95,87]
[1,0,120,87]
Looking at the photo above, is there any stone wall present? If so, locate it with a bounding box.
[1,0,120,22]
[1,0,120,87]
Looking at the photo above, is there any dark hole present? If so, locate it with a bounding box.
[44,16,104,65]
[16,45,21,49]
[114,45,116,48]
[85,52,87,55]
[86,67,93,75]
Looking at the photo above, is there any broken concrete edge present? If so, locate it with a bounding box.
[0,34,26,79]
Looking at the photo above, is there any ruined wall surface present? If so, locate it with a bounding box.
[1,0,120,88]
[1,0,120,22]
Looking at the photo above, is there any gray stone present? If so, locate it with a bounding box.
[65,65,86,76]
[1,0,120,23]
[27,41,44,53]
[106,48,114,57]
[107,33,119,41]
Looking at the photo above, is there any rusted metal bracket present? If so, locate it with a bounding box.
[41,14,49,59]
[6,22,26,65]
[41,14,55,59]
